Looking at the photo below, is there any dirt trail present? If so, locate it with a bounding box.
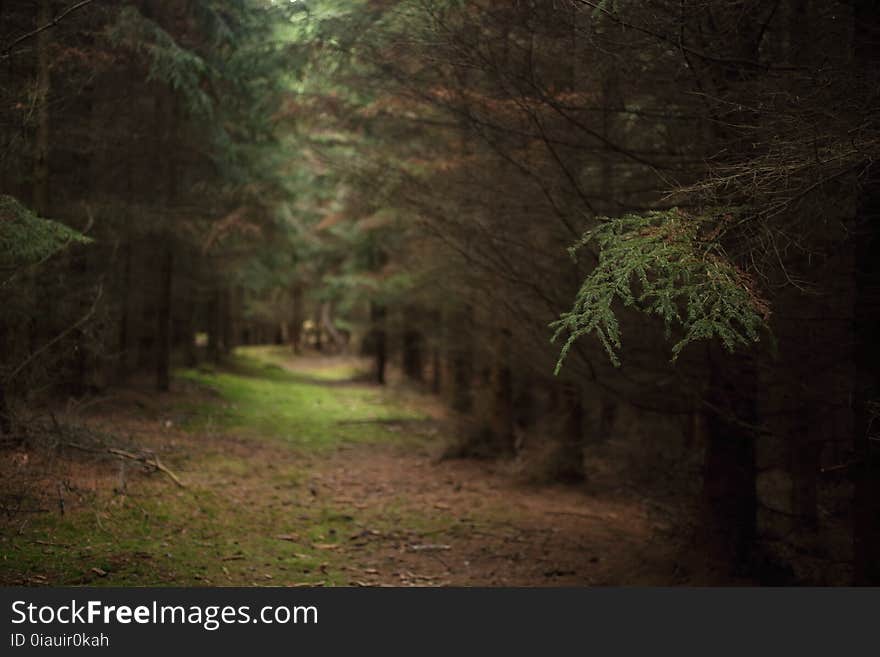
[246,354,683,587]
[0,350,688,586]
[297,443,681,586]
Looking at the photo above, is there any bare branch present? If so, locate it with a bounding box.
[0,0,98,61]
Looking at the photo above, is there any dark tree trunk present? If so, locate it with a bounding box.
[116,240,135,381]
[154,77,176,391]
[155,238,174,392]
[370,302,387,385]
[450,307,473,413]
[852,189,880,585]
[703,347,758,571]
[851,0,880,588]
[431,345,442,394]
[181,266,198,368]
[556,382,585,481]
[0,382,10,436]
[402,308,424,382]
[598,394,617,443]
[0,318,10,434]
[208,282,222,365]
[313,304,323,352]
[290,284,303,354]
[489,328,514,452]
[116,65,140,382]
[221,287,234,355]
[430,309,444,394]
[69,248,90,397]
[32,0,50,216]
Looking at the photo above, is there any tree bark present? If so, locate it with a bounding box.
[703,347,758,571]
[290,284,303,354]
[32,0,51,216]
[155,237,174,391]
[557,382,585,481]
[207,281,223,364]
[449,307,473,413]
[321,301,346,353]
[851,0,880,588]
[0,321,10,435]
[370,302,387,384]
[0,382,10,436]
[402,306,424,382]
[852,187,880,585]
[488,327,514,452]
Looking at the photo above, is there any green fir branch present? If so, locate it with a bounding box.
[552,208,770,372]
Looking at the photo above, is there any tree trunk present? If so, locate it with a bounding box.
[32,0,51,216]
[181,258,198,368]
[208,282,223,364]
[703,347,758,571]
[313,304,323,352]
[116,65,140,382]
[0,382,10,436]
[154,78,176,391]
[0,319,10,435]
[488,327,514,452]
[450,307,473,413]
[851,0,880,588]
[431,345,442,394]
[597,393,617,443]
[155,238,174,391]
[222,287,236,355]
[402,306,424,382]
[430,308,444,394]
[556,382,585,481]
[321,301,346,353]
[290,284,303,354]
[370,302,387,385]
[852,188,880,585]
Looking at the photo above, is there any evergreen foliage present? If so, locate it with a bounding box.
[0,195,91,271]
[107,6,215,117]
[552,209,771,370]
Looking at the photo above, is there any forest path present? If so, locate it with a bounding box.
[0,347,682,586]
[178,347,680,586]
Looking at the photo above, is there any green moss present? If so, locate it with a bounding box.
[177,349,426,448]
[0,347,437,587]
[0,470,354,587]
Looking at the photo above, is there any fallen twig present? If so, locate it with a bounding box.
[64,442,186,488]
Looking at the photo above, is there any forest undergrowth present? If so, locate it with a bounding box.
[0,347,726,586]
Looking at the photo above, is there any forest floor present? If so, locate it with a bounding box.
[0,346,693,586]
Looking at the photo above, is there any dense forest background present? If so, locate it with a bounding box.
[1,0,879,585]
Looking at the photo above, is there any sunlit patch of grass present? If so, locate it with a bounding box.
[176,351,427,449]
[237,345,366,381]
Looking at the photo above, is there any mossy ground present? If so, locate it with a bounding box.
[0,346,678,587]
[0,347,442,586]
[178,346,429,447]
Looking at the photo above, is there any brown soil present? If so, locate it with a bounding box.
[296,442,685,586]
